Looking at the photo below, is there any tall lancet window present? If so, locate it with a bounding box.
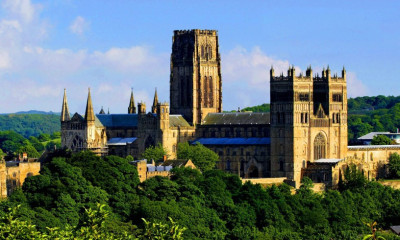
[314,132,326,160]
[208,76,213,107]
[203,76,208,107]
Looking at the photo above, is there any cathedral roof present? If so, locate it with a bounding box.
[201,112,270,125]
[96,114,138,128]
[107,137,137,146]
[169,115,190,127]
[192,137,270,145]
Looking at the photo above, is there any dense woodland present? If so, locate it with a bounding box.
[0,114,59,138]
[0,150,399,239]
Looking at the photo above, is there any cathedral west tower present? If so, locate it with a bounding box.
[170,29,222,125]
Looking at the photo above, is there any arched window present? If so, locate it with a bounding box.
[226,159,231,171]
[180,77,185,106]
[208,76,213,107]
[279,159,284,171]
[208,45,212,58]
[314,132,326,160]
[201,45,205,58]
[203,76,208,107]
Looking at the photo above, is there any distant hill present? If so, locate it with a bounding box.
[0,113,60,138]
[14,110,60,115]
[0,110,60,115]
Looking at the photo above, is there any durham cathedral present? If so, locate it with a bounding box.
[61,29,400,188]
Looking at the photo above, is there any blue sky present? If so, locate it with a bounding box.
[0,0,399,113]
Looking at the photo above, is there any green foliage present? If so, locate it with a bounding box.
[16,144,40,158]
[142,217,186,240]
[177,142,218,172]
[339,164,368,191]
[29,136,44,152]
[38,133,51,142]
[0,114,60,138]
[241,103,270,112]
[2,151,400,239]
[66,151,140,220]
[372,135,393,145]
[388,153,400,178]
[0,130,26,153]
[141,143,168,162]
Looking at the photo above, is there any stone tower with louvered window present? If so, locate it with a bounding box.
[170,29,222,125]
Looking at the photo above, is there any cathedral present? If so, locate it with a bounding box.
[61,29,400,188]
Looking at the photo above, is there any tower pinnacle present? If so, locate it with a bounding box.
[128,88,136,114]
[61,88,70,122]
[152,88,159,114]
[85,88,95,122]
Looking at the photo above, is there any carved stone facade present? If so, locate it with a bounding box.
[170,30,222,125]
[270,66,348,187]
[0,160,40,198]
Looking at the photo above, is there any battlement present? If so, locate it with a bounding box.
[270,65,346,83]
[157,101,169,106]
[173,29,217,36]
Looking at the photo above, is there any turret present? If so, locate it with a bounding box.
[326,65,331,79]
[270,66,275,79]
[138,102,146,114]
[128,88,136,114]
[152,88,159,114]
[157,102,170,130]
[342,66,346,79]
[85,88,95,122]
[61,88,70,122]
[306,65,313,77]
[99,106,105,114]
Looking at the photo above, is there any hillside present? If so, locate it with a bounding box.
[0,113,60,138]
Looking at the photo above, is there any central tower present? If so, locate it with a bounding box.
[170,29,222,125]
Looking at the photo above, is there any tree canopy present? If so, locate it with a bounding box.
[177,142,218,172]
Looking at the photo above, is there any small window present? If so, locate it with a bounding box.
[279,160,284,171]
[332,94,343,102]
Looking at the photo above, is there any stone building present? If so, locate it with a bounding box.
[132,159,196,182]
[61,88,195,160]
[0,159,40,198]
[61,29,400,187]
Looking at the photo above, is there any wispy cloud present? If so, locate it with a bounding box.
[69,16,89,36]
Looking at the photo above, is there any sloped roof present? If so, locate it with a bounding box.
[160,159,191,167]
[107,137,137,146]
[192,137,270,145]
[71,112,84,121]
[314,159,343,164]
[169,115,191,127]
[201,112,270,125]
[96,114,138,128]
[357,132,390,140]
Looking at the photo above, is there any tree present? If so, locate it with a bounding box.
[371,135,393,145]
[38,133,51,142]
[177,142,218,172]
[28,136,44,152]
[339,164,367,191]
[388,153,400,178]
[141,143,168,162]
[16,144,40,158]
